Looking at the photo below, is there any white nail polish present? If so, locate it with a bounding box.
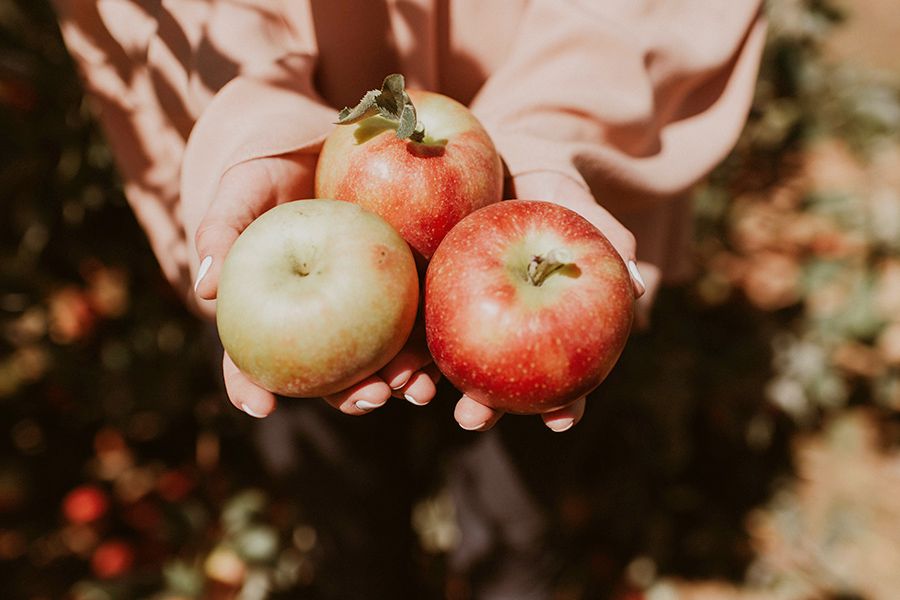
[240,403,266,418]
[627,260,645,290]
[355,400,384,411]
[549,418,575,433]
[405,393,426,406]
[460,421,487,431]
[390,375,411,390]
[194,256,213,292]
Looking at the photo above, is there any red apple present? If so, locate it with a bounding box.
[216,200,419,397]
[315,74,503,259]
[425,200,634,414]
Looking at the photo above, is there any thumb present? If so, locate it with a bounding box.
[193,153,316,300]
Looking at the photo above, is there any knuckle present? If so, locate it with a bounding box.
[193,218,219,252]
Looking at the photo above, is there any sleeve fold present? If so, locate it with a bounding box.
[470,0,767,212]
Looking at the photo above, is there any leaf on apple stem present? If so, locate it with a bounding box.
[336,90,380,124]
[527,249,574,287]
[335,74,426,143]
[396,102,417,140]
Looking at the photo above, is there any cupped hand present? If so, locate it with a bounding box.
[452,170,651,433]
[183,78,440,419]
[193,156,441,419]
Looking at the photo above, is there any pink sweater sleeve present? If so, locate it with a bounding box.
[54,0,336,302]
[470,0,766,213]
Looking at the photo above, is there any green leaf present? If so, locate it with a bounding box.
[382,73,405,97]
[396,101,417,140]
[333,73,427,142]
[335,90,380,125]
[377,73,406,116]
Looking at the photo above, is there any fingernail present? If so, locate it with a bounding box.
[390,374,412,390]
[240,403,266,418]
[548,418,575,432]
[460,421,487,431]
[194,256,213,292]
[355,400,384,411]
[627,260,646,297]
[405,393,426,406]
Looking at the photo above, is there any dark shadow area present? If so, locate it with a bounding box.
[423,288,795,598]
[406,141,447,158]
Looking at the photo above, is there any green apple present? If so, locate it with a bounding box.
[216,200,419,397]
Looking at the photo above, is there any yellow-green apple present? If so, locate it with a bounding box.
[315,74,503,259]
[216,199,419,398]
[425,200,634,414]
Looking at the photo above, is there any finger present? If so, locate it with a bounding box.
[568,202,644,298]
[193,153,316,300]
[222,351,277,418]
[397,363,442,406]
[626,260,647,299]
[454,394,504,431]
[378,335,432,391]
[511,172,644,298]
[541,397,586,432]
[634,261,661,330]
[323,376,392,415]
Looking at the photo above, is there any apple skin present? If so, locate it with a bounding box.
[315,90,503,260]
[216,200,419,398]
[425,200,634,414]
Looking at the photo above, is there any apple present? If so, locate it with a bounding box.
[315,74,503,259]
[425,200,634,414]
[216,199,419,398]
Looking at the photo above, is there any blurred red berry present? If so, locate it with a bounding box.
[91,540,134,579]
[62,485,108,524]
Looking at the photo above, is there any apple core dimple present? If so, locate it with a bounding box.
[216,199,419,398]
[289,255,311,277]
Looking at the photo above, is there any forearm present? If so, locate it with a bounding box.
[55,0,192,295]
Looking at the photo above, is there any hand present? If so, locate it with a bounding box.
[193,156,442,418]
[452,171,651,433]
[183,78,440,418]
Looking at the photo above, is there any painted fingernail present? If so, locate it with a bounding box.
[194,256,213,292]
[627,260,646,296]
[355,400,384,411]
[460,421,488,431]
[390,374,412,390]
[240,403,266,418]
[548,418,575,433]
[405,393,426,406]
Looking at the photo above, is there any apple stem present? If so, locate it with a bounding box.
[527,248,574,287]
[334,74,426,143]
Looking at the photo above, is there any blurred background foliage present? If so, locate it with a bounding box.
[1,0,900,599]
